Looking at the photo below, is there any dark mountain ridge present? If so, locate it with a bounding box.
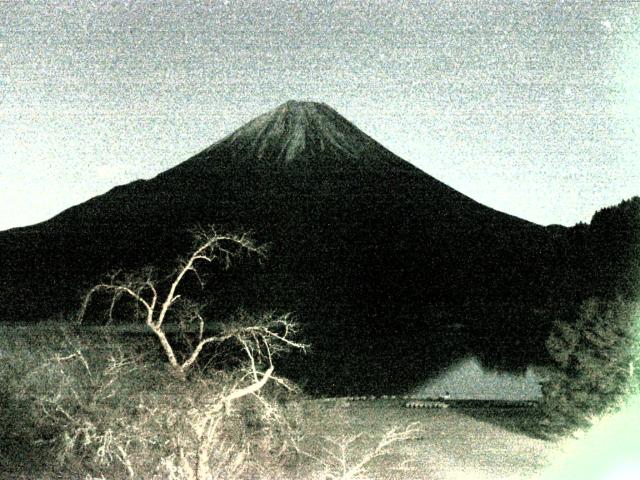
[2,100,621,394]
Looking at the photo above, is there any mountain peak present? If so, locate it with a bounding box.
[219,100,375,164]
[276,99,327,113]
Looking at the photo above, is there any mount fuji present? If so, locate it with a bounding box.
[0,101,562,393]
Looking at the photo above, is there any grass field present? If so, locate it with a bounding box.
[0,322,561,479]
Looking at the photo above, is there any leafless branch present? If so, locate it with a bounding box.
[312,423,423,480]
[77,228,302,382]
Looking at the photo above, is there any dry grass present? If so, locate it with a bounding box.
[293,400,559,480]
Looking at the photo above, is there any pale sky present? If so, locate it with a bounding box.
[1,0,639,230]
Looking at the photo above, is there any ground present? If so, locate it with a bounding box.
[293,400,558,480]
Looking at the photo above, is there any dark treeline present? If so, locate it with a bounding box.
[536,196,640,433]
[550,196,640,304]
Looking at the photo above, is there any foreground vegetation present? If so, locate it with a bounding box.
[1,323,561,480]
[0,323,424,479]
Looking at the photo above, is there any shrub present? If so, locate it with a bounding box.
[538,297,640,434]
[2,326,304,479]
[308,423,422,480]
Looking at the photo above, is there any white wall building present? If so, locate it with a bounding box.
[413,356,542,400]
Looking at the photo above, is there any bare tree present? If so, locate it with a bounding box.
[168,311,306,480]
[78,227,306,381]
[307,423,423,480]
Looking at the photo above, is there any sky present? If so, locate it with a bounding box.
[1,0,639,230]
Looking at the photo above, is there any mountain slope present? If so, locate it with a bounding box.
[0,101,558,393]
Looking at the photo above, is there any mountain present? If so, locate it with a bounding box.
[0,101,561,394]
